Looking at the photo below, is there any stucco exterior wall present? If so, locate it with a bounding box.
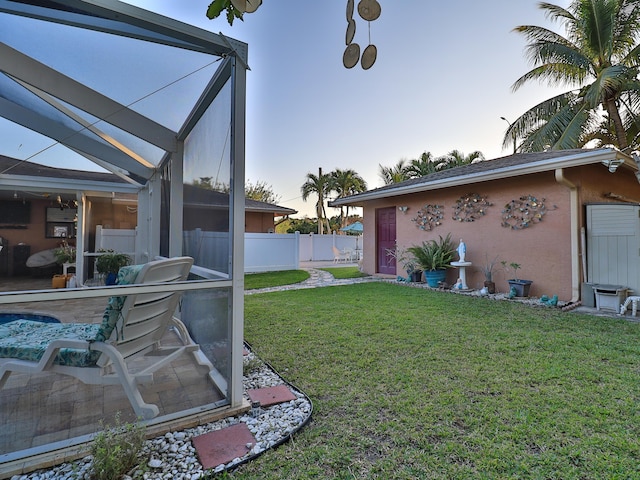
[245,212,276,233]
[362,171,576,299]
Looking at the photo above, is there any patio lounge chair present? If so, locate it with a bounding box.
[0,256,211,420]
[332,246,351,263]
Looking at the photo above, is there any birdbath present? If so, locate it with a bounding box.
[451,238,471,290]
[451,260,472,290]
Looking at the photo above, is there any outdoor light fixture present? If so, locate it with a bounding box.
[602,158,625,173]
[398,206,409,213]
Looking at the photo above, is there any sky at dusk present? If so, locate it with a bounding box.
[3,1,572,218]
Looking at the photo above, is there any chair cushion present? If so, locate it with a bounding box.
[0,263,145,367]
[94,264,144,342]
[0,320,102,366]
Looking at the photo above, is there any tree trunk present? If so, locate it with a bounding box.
[605,97,628,151]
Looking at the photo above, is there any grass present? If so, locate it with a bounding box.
[233,283,640,479]
[318,266,369,279]
[244,270,309,290]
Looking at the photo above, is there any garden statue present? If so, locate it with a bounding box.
[457,239,466,262]
[454,278,463,289]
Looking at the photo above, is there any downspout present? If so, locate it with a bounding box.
[555,169,580,302]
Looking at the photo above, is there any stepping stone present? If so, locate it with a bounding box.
[247,385,296,407]
[192,423,256,469]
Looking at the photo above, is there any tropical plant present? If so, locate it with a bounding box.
[506,0,640,153]
[480,255,500,282]
[405,151,442,177]
[330,168,367,227]
[301,169,333,234]
[245,179,281,204]
[53,242,76,264]
[407,233,456,271]
[437,149,485,168]
[96,250,132,275]
[380,150,486,185]
[501,261,522,281]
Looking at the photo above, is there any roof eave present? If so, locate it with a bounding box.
[331,149,635,206]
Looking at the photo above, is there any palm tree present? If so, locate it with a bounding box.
[405,151,444,177]
[331,169,367,227]
[379,160,410,185]
[301,168,333,234]
[437,150,485,169]
[507,0,640,153]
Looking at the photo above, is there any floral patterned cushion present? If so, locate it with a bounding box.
[0,263,144,367]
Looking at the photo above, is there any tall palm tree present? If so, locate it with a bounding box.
[405,151,444,177]
[507,0,640,153]
[331,169,368,227]
[379,160,410,185]
[301,168,333,234]
[437,150,485,169]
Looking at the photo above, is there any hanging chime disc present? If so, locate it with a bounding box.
[343,43,360,69]
[361,44,377,69]
[346,0,354,21]
[245,0,262,13]
[346,19,356,45]
[357,0,381,21]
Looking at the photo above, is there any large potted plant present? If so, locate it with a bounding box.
[408,233,455,288]
[501,261,533,297]
[96,250,132,285]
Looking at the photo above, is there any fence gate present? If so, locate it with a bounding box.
[586,204,640,295]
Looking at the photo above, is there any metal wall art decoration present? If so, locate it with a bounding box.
[412,204,444,231]
[344,0,381,69]
[452,193,492,222]
[501,194,555,230]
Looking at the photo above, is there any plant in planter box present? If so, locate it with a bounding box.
[480,254,499,294]
[96,250,132,285]
[501,260,533,297]
[407,233,455,287]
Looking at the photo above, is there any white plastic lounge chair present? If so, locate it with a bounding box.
[332,246,350,263]
[0,256,210,420]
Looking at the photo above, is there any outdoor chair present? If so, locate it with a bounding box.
[332,246,351,263]
[0,256,213,420]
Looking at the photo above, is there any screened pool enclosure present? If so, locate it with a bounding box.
[0,0,247,473]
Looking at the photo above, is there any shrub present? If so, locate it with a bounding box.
[91,412,146,480]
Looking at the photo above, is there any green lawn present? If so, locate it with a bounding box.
[244,270,310,290]
[318,266,369,279]
[232,283,640,479]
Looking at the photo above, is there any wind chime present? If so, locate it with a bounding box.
[344,0,381,70]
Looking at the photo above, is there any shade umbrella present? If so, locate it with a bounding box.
[340,221,363,256]
[340,221,363,233]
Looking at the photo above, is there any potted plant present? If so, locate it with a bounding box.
[53,242,76,265]
[480,255,499,294]
[96,250,132,285]
[408,233,455,288]
[501,261,533,297]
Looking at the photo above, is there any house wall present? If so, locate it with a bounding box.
[362,171,576,299]
[245,212,276,233]
[0,199,72,255]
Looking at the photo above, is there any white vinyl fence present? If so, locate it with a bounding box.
[97,227,363,273]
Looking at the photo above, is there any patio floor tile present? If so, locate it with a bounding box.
[192,423,255,469]
[246,385,296,407]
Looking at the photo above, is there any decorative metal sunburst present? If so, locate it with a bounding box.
[412,204,444,231]
[501,194,556,230]
[452,193,492,222]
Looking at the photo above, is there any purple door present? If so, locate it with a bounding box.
[376,207,397,275]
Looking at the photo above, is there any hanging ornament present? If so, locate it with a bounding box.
[344,0,380,69]
[357,0,381,21]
